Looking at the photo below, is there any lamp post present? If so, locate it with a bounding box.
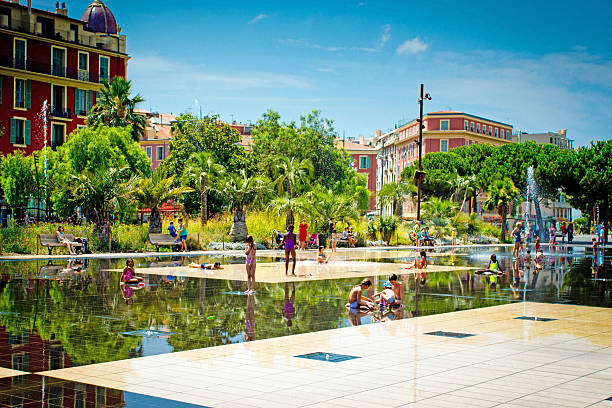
[415,83,431,222]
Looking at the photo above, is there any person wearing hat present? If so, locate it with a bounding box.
[373,281,400,308]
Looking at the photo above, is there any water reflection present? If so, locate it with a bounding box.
[0,246,606,373]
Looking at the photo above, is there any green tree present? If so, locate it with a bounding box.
[0,151,33,214]
[483,178,521,241]
[71,167,136,238]
[87,77,146,142]
[252,110,353,191]
[214,170,270,242]
[422,197,459,222]
[297,189,359,232]
[51,126,150,218]
[377,181,417,217]
[563,140,612,242]
[183,152,225,225]
[132,170,194,234]
[273,156,313,227]
[401,152,466,198]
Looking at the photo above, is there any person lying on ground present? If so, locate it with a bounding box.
[188,261,223,270]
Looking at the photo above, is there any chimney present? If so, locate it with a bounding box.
[55,1,68,16]
[558,129,567,137]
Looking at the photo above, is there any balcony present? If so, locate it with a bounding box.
[51,108,72,119]
[0,55,100,83]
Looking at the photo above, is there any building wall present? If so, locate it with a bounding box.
[348,152,377,210]
[140,140,169,171]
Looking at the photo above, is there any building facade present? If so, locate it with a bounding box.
[0,0,128,155]
[375,111,514,217]
[517,129,574,150]
[336,139,378,210]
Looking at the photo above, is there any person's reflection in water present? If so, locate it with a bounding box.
[244,294,256,341]
[121,282,143,305]
[347,307,369,326]
[510,259,524,298]
[282,282,295,327]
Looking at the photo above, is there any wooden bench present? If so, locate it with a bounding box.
[39,234,83,255]
[149,233,182,252]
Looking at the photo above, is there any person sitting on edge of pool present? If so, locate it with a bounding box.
[317,246,330,264]
[388,273,404,304]
[347,278,375,309]
[476,254,504,275]
[405,251,428,270]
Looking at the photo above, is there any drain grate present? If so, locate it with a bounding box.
[295,352,360,362]
[514,316,556,322]
[121,329,177,337]
[425,331,475,338]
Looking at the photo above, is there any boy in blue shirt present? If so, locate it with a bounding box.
[168,221,178,241]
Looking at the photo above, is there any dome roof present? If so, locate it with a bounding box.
[81,0,117,34]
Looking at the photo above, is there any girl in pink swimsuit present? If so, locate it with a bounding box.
[245,235,257,294]
[282,225,297,276]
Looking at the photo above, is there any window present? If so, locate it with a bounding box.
[465,140,469,146]
[488,126,492,136]
[10,118,30,146]
[146,147,152,158]
[470,122,474,132]
[14,78,30,109]
[156,146,165,160]
[13,38,26,69]
[11,353,28,371]
[52,85,67,117]
[99,56,109,82]
[51,46,66,77]
[78,52,89,81]
[495,128,499,138]
[74,89,92,116]
[359,156,370,169]
[464,120,469,131]
[8,331,28,346]
[51,123,65,150]
[476,123,480,133]
[440,120,449,131]
[440,139,448,152]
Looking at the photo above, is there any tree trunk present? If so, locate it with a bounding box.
[149,209,162,234]
[500,207,508,241]
[200,174,208,226]
[230,208,248,242]
[460,188,469,212]
[286,209,294,230]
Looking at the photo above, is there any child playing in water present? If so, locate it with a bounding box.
[347,279,375,309]
[535,236,541,252]
[188,261,223,270]
[525,250,532,270]
[388,274,404,304]
[317,246,329,264]
[476,254,504,275]
[120,259,144,284]
[405,251,428,270]
[245,235,257,294]
[535,250,545,271]
[373,281,400,308]
[331,229,338,253]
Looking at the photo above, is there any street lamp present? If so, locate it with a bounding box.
[415,83,431,222]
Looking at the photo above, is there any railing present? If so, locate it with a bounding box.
[0,55,100,83]
[51,108,71,119]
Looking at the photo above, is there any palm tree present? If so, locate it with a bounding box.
[377,181,417,217]
[483,178,521,241]
[71,166,136,240]
[273,157,313,228]
[449,174,479,212]
[132,169,194,234]
[184,152,225,225]
[422,197,459,222]
[215,170,270,242]
[87,77,146,142]
[297,189,359,232]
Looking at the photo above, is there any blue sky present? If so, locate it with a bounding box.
[44,0,612,145]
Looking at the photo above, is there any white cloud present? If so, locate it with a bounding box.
[396,38,428,55]
[316,67,334,73]
[250,13,268,24]
[379,24,391,48]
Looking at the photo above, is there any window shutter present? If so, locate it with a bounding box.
[74,88,79,114]
[25,120,31,145]
[87,90,93,113]
[10,118,16,144]
[25,79,31,109]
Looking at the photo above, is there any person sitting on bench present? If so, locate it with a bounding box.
[56,225,76,255]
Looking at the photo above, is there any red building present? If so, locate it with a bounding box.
[336,140,378,210]
[0,0,128,155]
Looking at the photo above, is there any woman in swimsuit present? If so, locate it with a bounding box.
[245,235,257,294]
[511,222,522,258]
[281,225,297,276]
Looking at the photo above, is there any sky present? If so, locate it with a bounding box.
[40,0,612,146]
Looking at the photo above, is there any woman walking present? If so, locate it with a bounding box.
[282,225,297,276]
